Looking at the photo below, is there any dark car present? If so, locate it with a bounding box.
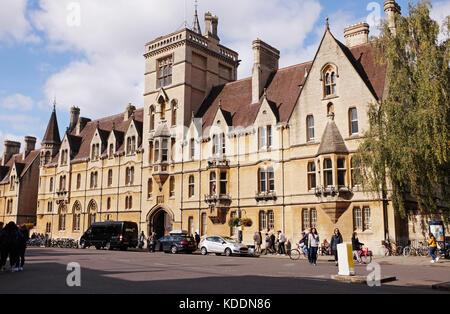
[156,234,197,254]
[80,221,138,250]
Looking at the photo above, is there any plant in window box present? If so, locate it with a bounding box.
[240,218,253,227]
[228,217,240,227]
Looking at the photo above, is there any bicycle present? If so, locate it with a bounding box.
[356,246,372,264]
[403,240,429,257]
[289,244,308,260]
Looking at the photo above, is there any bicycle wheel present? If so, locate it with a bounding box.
[289,249,301,260]
[361,253,372,264]
[419,247,429,257]
[395,246,403,256]
[403,246,411,256]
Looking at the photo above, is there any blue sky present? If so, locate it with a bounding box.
[0,0,448,155]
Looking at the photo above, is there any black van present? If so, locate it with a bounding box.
[80,221,138,250]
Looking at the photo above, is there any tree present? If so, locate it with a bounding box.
[356,0,449,219]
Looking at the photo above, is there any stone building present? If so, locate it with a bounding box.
[35,1,447,253]
[0,136,40,225]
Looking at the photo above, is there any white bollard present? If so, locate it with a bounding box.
[337,242,355,276]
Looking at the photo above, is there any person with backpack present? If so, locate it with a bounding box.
[308,228,320,265]
[0,222,19,272]
[330,228,343,266]
[270,232,276,253]
[15,225,29,271]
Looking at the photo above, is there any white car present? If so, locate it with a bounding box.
[200,236,249,256]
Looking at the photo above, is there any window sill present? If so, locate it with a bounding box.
[322,95,339,101]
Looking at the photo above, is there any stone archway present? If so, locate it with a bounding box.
[146,205,174,239]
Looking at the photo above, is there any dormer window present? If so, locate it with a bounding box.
[109,143,114,158]
[158,56,173,88]
[258,126,272,151]
[212,133,225,156]
[10,175,16,191]
[126,136,136,155]
[61,149,69,165]
[323,65,337,97]
[91,144,100,161]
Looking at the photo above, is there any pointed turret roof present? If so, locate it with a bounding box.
[42,107,61,145]
[192,0,202,34]
[317,117,348,156]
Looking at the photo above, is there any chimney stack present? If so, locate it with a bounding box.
[384,0,401,35]
[252,39,280,104]
[70,106,80,131]
[204,12,219,39]
[2,140,20,166]
[23,136,37,158]
[344,23,370,47]
[124,103,136,121]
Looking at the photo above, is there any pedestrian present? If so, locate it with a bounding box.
[308,228,320,265]
[277,231,286,255]
[270,232,276,254]
[264,233,272,255]
[15,225,29,271]
[253,232,262,253]
[351,232,364,264]
[139,231,146,249]
[428,233,439,263]
[299,231,308,256]
[329,228,343,266]
[195,232,201,249]
[147,232,156,252]
[0,222,19,272]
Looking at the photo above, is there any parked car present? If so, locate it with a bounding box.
[200,236,249,256]
[155,231,197,254]
[80,221,138,250]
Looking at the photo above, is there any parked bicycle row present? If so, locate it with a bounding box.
[382,238,450,259]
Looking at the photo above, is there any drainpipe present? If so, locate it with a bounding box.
[82,159,88,233]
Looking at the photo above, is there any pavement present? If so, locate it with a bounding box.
[0,247,448,294]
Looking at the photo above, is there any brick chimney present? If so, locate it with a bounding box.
[2,140,20,166]
[70,106,80,131]
[23,136,37,158]
[344,23,370,47]
[252,39,280,104]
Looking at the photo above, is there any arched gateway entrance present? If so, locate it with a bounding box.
[147,206,174,239]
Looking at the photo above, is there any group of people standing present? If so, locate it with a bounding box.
[0,222,29,272]
[254,231,288,255]
[298,228,365,266]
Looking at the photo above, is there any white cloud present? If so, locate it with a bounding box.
[0,0,40,44]
[1,93,34,111]
[430,0,450,42]
[0,131,41,157]
[29,0,323,118]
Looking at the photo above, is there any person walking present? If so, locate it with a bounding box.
[330,228,343,266]
[270,232,276,254]
[253,232,262,253]
[308,228,320,266]
[139,231,146,249]
[264,233,272,255]
[0,222,19,272]
[15,225,29,271]
[277,231,286,255]
[147,232,156,253]
[299,231,309,257]
[195,232,201,249]
[428,233,439,263]
[351,232,364,264]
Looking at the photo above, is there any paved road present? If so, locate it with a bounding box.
[0,248,448,294]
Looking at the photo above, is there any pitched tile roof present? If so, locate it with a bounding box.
[196,40,386,133]
[0,150,40,183]
[67,109,144,161]
[316,119,348,156]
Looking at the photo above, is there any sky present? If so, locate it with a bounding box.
[0,0,449,156]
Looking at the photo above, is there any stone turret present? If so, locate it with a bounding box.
[384,0,401,35]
